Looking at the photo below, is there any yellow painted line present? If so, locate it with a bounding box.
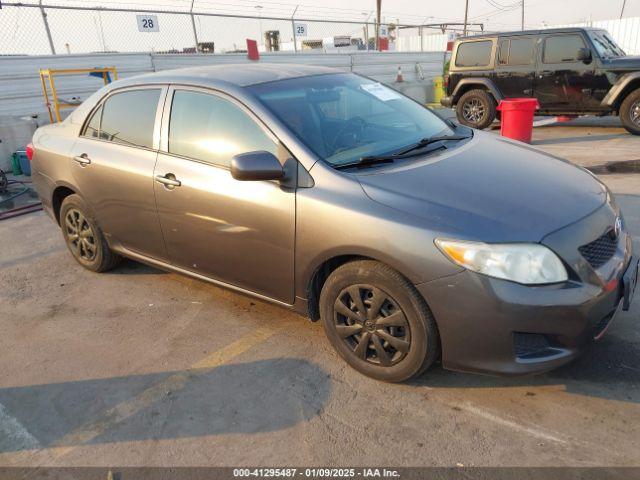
[191,327,276,369]
[3,325,276,466]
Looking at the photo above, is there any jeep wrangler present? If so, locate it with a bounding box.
[441,27,640,135]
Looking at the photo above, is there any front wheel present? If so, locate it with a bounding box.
[620,88,640,135]
[320,260,440,382]
[456,89,497,130]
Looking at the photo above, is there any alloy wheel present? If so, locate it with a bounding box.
[64,208,97,262]
[462,98,486,124]
[631,100,640,127]
[333,284,411,367]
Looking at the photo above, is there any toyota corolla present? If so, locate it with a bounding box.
[29,64,637,382]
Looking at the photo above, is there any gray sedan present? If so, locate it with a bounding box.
[28,64,637,382]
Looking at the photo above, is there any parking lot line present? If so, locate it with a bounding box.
[1,326,276,466]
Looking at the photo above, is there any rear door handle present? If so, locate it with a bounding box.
[155,174,181,188]
[73,154,91,166]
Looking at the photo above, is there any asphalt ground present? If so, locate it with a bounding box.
[1,119,639,468]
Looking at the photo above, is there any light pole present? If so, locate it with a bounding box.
[463,0,469,36]
[255,5,263,46]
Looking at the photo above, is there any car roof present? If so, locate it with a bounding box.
[113,63,341,89]
[457,27,602,41]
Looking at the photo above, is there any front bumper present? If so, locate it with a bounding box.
[417,258,634,376]
[417,202,635,376]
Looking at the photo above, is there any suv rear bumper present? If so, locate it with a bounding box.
[440,96,453,108]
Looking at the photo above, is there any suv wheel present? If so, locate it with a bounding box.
[456,89,497,130]
[319,260,440,382]
[60,194,122,272]
[620,88,640,135]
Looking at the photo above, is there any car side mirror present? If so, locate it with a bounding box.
[231,151,284,181]
[577,47,592,63]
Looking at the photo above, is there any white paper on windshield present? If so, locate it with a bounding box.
[360,83,401,101]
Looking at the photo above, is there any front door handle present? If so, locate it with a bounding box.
[155,174,181,188]
[73,154,91,166]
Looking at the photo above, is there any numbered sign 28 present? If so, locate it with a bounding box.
[137,15,159,32]
[294,23,308,37]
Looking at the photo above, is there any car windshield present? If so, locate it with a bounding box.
[588,31,625,58]
[247,73,453,167]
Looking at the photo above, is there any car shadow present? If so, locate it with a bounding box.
[0,358,330,453]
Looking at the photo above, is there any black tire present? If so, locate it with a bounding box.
[456,89,497,130]
[59,194,121,272]
[320,260,440,382]
[619,88,640,135]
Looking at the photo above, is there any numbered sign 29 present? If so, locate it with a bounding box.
[137,15,159,32]
[294,23,308,37]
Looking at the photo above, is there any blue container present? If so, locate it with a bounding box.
[15,150,31,176]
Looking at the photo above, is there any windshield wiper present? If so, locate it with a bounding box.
[334,133,471,171]
[396,134,471,155]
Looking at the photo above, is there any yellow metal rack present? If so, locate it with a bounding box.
[40,67,118,123]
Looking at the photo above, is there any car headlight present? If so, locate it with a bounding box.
[435,239,568,285]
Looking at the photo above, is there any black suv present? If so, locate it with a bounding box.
[441,28,640,135]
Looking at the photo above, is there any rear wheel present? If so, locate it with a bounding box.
[320,260,440,382]
[456,89,497,130]
[620,88,640,135]
[60,194,121,272]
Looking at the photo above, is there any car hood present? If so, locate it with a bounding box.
[601,55,640,70]
[357,132,607,242]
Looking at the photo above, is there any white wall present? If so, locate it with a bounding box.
[0,51,446,120]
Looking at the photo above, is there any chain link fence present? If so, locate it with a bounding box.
[0,2,453,56]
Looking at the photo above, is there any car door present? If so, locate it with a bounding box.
[493,36,536,98]
[154,86,296,303]
[71,86,168,260]
[535,33,595,111]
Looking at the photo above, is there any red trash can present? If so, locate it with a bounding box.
[496,98,540,144]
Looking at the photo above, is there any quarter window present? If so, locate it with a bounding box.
[97,89,161,149]
[543,35,586,63]
[83,104,102,138]
[455,41,493,67]
[168,90,277,168]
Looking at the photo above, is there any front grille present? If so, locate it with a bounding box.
[578,231,618,269]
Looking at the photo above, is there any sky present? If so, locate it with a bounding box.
[3,0,640,54]
[26,0,640,29]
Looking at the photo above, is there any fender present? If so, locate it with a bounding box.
[601,72,640,108]
[451,78,504,105]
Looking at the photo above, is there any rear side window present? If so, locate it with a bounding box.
[97,89,161,149]
[168,90,277,168]
[455,41,493,67]
[498,37,535,66]
[543,35,586,63]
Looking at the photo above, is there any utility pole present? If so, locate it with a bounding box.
[521,0,525,30]
[620,0,627,19]
[463,0,469,36]
[376,0,382,50]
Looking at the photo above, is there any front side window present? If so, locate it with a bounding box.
[168,90,277,168]
[543,35,586,63]
[248,73,452,168]
[455,41,493,67]
[95,89,161,149]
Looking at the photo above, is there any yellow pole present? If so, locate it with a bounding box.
[40,71,54,123]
